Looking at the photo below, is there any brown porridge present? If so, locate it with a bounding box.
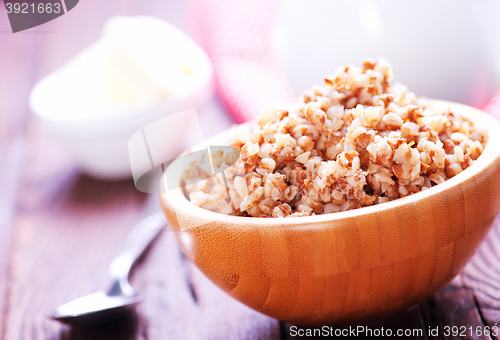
[182,59,486,217]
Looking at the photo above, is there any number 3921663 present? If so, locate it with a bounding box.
[5,2,61,14]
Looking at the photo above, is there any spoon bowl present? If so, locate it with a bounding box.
[52,291,143,323]
[52,212,165,324]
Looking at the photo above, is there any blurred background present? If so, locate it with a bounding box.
[6,0,500,182]
[1,0,500,338]
[276,0,500,108]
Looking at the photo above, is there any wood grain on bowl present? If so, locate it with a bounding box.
[161,101,500,326]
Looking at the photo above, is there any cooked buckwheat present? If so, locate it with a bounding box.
[183,59,486,217]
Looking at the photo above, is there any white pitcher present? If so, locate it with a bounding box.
[275,0,500,108]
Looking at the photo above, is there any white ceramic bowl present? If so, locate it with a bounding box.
[30,23,213,180]
[275,0,500,108]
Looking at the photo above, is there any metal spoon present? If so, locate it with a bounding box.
[52,212,166,323]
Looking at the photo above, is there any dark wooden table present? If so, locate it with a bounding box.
[2,1,500,339]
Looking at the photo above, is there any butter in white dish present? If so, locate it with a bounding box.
[30,16,213,178]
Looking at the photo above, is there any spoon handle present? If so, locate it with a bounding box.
[108,212,166,281]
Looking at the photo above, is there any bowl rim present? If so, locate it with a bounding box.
[29,33,213,125]
[160,100,500,229]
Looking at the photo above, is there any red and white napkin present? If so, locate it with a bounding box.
[189,0,296,123]
[484,90,500,122]
[190,0,500,123]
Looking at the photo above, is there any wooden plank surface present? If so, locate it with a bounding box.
[1,1,500,339]
[0,10,39,340]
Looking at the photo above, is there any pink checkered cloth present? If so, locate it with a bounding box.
[189,0,296,123]
[190,0,500,123]
[484,90,500,121]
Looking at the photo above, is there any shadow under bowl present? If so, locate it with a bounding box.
[160,100,500,326]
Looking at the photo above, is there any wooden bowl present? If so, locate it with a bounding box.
[160,100,500,326]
